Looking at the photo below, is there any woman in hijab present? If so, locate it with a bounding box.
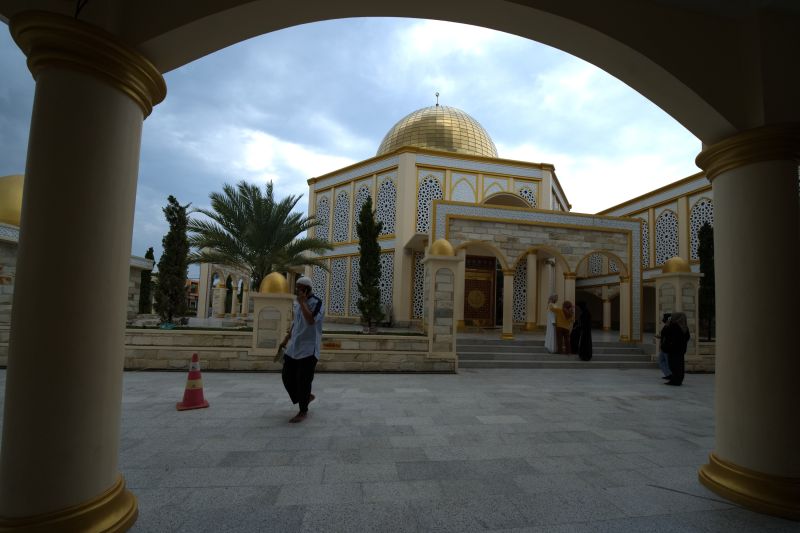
[576,301,593,361]
[660,312,690,386]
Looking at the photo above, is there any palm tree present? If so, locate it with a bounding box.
[188,181,332,289]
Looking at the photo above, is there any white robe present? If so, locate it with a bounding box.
[544,308,557,353]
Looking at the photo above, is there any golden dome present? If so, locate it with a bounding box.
[259,272,289,293]
[376,105,498,158]
[662,256,691,273]
[0,174,24,227]
[429,238,456,257]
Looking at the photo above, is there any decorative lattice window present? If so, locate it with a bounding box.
[609,258,619,273]
[376,179,396,236]
[655,210,679,265]
[690,198,714,260]
[512,261,527,323]
[589,253,603,276]
[333,190,350,243]
[518,187,537,208]
[349,256,361,316]
[379,253,394,311]
[312,263,328,303]
[328,258,347,315]
[315,196,330,242]
[352,184,372,240]
[640,218,650,268]
[416,175,443,233]
[412,252,425,318]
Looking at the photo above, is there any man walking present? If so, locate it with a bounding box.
[279,276,324,423]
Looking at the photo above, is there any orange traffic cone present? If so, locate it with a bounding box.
[176,353,209,411]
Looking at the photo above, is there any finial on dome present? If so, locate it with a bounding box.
[435,91,439,107]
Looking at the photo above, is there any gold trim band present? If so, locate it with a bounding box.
[699,453,800,521]
[10,11,166,117]
[695,123,800,181]
[0,474,137,532]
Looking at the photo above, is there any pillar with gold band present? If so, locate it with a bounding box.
[501,268,515,339]
[694,124,800,521]
[699,124,800,518]
[0,11,165,531]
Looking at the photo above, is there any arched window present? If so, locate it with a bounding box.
[655,210,679,265]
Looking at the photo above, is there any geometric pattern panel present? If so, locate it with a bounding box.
[513,260,527,323]
[518,186,537,208]
[589,253,602,275]
[640,218,650,268]
[609,258,619,273]
[312,262,328,304]
[333,189,350,243]
[328,257,347,315]
[690,198,714,260]
[353,183,372,240]
[379,252,394,312]
[349,255,361,316]
[377,178,396,236]
[655,210,679,266]
[315,195,330,242]
[417,173,443,233]
[412,252,425,319]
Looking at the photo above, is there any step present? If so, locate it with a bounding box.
[457,345,646,355]
[457,352,651,362]
[458,360,659,369]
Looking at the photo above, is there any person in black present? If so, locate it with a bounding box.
[575,301,593,361]
[660,312,690,386]
[654,312,672,380]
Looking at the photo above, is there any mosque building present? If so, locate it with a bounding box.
[301,103,714,341]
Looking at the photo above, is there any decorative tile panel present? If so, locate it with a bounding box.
[417,171,444,233]
[639,217,650,268]
[451,175,477,203]
[349,256,361,316]
[328,258,347,315]
[415,154,545,179]
[312,156,398,191]
[513,260,527,323]
[315,194,330,242]
[376,178,396,236]
[353,182,372,240]
[589,253,602,275]
[412,251,425,319]
[379,252,394,311]
[690,198,714,260]
[655,210,679,265]
[333,189,351,243]
[312,262,328,306]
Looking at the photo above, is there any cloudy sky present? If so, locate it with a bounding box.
[1,17,701,275]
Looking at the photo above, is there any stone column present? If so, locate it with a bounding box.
[250,273,293,367]
[563,272,576,305]
[212,284,227,318]
[618,275,631,341]
[525,253,538,330]
[501,269,514,340]
[601,286,612,331]
[422,239,461,369]
[0,11,165,530]
[231,289,239,317]
[454,248,466,331]
[240,288,250,318]
[695,125,800,520]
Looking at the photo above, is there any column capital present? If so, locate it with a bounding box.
[563,272,576,280]
[619,275,631,282]
[695,123,800,181]
[501,268,516,277]
[10,11,166,117]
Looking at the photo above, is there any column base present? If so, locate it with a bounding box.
[500,332,514,340]
[524,322,537,331]
[602,327,610,331]
[0,475,137,532]
[698,453,800,521]
[457,320,465,332]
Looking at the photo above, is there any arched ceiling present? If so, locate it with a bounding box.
[2,0,798,145]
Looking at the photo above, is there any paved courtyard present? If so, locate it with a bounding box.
[2,368,797,532]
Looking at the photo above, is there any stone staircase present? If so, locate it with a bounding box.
[457,336,656,369]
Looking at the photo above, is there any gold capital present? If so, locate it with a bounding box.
[695,124,800,181]
[11,11,166,117]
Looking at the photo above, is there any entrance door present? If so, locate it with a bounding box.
[464,255,496,327]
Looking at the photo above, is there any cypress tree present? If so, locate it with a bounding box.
[138,246,155,314]
[356,196,384,332]
[154,196,191,325]
[697,222,715,340]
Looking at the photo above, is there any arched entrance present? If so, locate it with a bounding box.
[1,2,797,525]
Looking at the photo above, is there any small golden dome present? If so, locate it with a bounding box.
[662,256,691,273]
[0,174,24,227]
[259,272,289,293]
[376,105,498,158]
[430,239,456,257]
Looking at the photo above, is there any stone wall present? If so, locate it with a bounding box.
[687,341,716,373]
[0,241,17,325]
[128,268,144,319]
[448,219,629,270]
[122,329,454,372]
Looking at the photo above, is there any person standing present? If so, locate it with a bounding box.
[549,300,575,355]
[279,276,324,422]
[544,294,558,353]
[576,301,593,361]
[660,312,690,386]
[654,313,672,380]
